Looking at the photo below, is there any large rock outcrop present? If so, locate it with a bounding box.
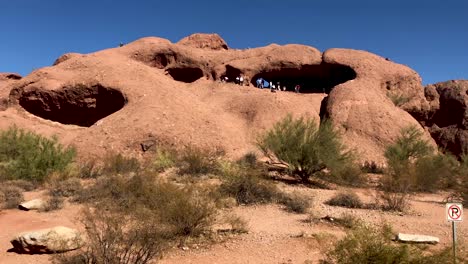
[1,33,435,163]
[417,80,468,157]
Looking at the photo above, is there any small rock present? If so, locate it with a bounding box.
[140,139,156,152]
[395,233,439,245]
[10,226,84,253]
[18,199,45,211]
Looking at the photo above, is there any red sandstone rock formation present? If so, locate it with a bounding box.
[0,33,435,163]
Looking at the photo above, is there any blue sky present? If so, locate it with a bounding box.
[1,0,466,85]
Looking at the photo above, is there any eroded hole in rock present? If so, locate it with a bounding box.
[167,67,204,83]
[19,84,127,127]
[251,63,356,93]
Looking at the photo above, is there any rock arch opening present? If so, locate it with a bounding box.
[167,67,204,83]
[251,63,356,93]
[19,84,127,127]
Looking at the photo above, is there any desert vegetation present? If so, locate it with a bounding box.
[257,114,362,185]
[321,223,462,264]
[1,121,467,263]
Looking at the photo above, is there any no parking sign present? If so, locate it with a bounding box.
[447,203,463,222]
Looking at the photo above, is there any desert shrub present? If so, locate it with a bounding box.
[0,185,24,209]
[329,165,365,187]
[55,209,171,264]
[381,126,435,211]
[219,167,279,205]
[224,214,249,234]
[326,191,363,209]
[412,154,458,192]
[237,152,258,168]
[0,126,76,183]
[78,160,102,179]
[48,177,83,198]
[322,223,458,264]
[4,179,37,191]
[387,92,410,107]
[42,196,64,212]
[360,161,384,174]
[153,148,177,172]
[177,146,221,176]
[334,213,361,229]
[257,115,357,182]
[101,153,140,175]
[77,173,216,237]
[277,192,311,213]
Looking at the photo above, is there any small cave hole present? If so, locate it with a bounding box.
[251,63,356,93]
[167,67,204,83]
[19,84,127,127]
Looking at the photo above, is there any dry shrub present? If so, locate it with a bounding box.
[55,209,171,264]
[48,177,83,198]
[326,191,363,209]
[78,160,102,179]
[76,173,216,237]
[322,223,461,264]
[219,167,278,205]
[42,196,64,212]
[177,146,222,176]
[0,185,24,209]
[101,153,140,175]
[277,192,311,213]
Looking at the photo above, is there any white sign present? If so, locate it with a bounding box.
[446,203,463,222]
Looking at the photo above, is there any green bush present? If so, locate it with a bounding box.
[101,153,140,175]
[381,126,439,211]
[153,148,177,172]
[322,223,459,264]
[257,115,357,182]
[0,127,76,183]
[326,192,363,209]
[0,185,24,209]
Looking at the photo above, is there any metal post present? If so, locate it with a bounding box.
[452,221,457,264]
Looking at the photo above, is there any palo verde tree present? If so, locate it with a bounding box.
[257,114,355,182]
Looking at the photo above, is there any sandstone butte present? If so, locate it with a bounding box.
[0,33,464,164]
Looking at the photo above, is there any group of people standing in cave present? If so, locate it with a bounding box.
[256,77,301,93]
[220,74,301,93]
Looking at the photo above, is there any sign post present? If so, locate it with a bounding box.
[446,203,463,264]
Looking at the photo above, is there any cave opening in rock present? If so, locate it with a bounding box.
[251,63,356,93]
[19,84,127,127]
[167,67,204,83]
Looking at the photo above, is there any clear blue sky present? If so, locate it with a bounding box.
[1,0,467,85]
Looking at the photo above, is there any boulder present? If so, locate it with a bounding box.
[18,198,46,211]
[395,233,439,244]
[177,33,228,50]
[10,226,83,253]
[416,80,468,157]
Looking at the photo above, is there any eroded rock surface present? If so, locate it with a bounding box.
[2,33,437,162]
